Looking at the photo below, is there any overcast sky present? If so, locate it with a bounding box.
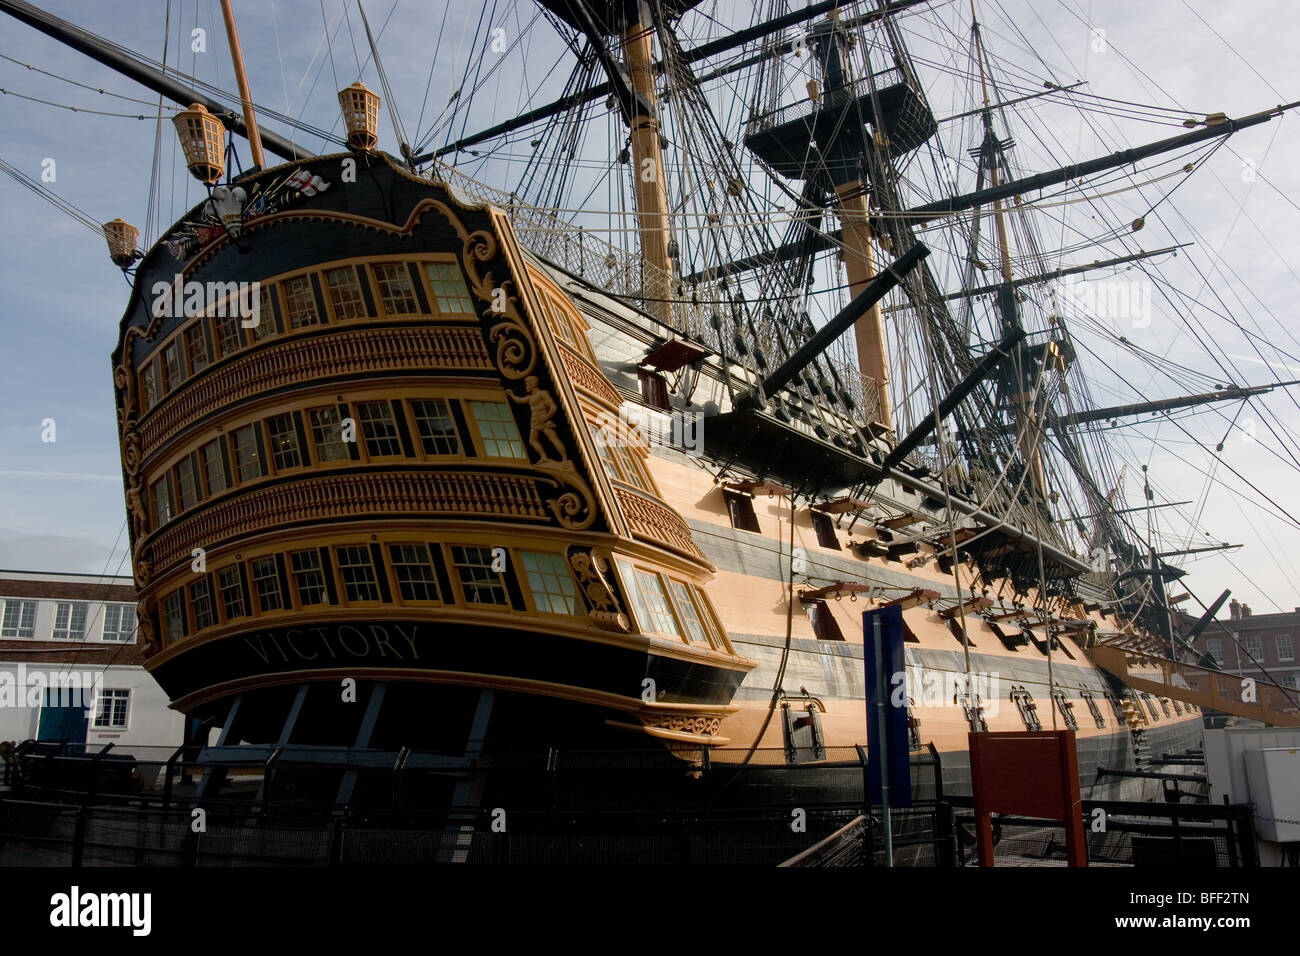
[0,0,1296,617]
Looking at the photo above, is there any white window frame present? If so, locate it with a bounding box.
[91,688,130,730]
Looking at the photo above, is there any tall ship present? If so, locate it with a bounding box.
[4,0,1299,822]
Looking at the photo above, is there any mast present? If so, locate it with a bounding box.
[971,3,1048,499]
[219,0,265,169]
[624,5,675,324]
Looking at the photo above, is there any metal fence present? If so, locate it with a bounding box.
[948,796,1259,867]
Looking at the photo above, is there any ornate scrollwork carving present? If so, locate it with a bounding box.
[642,715,724,737]
[566,546,631,632]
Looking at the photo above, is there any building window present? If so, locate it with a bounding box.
[470,401,526,459]
[141,362,161,410]
[283,274,319,328]
[336,546,381,602]
[308,406,350,463]
[291,550,328,605]
[91,689,130,729]
[162,340,184,392]
[1279,634,1294,661]
[424,262,474,313]
[189,579,214,630]
[325,266,367,319]
[101,603,137,642]
[52,602,88,640]
[250,557,283,612]
[219,566,247,620]
[214,315,241,357]
[1246,634,1262,658]
[185,324,210,374]
[356,401,404,457]
[251,285,281,341]
[1206,638,1223,665]
[1284,675,1299,689]
[175,455,199,511]
[201,438,229,495]
[723,490,761,533]
[1010,685,1042,731]
[266,413,303,471]
[521,550,578,615]
[810,510,841,550]
[150,476,174,526]
[163,589,187,642]
[451,545,510,606]
[0,599,36,637]
[803,599,845,641]
[410,399,461,456]
[231,424,265,481]
[629,568,680,637]
[372,262,419,314]
[668,580,711,644]
[389,544,441,602]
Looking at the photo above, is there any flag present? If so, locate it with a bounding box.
[286,168,330,197]
[164,232,198,260]
[243,190,270,220]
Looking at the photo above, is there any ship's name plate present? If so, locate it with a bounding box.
[242,622,424,667]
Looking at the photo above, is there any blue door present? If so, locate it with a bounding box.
[36,689,88,744]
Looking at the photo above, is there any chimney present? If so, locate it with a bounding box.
[1229,599,1241,620]
[1243,604,1252,618]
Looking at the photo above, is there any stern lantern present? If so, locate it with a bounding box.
[102,218,139,269]
[173,103,226,185]
[338,82,380,151]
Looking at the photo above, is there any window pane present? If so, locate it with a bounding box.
[175,456,198,510]
[291,550,328,605]
[1279,635,1294,660]
[215,316,241,356]
[251,557,283,612]
[102,603,135,641]
[633,569,680,637]
[337,546,380,601]
[470,401,526,459]
[372,262,419,314]
[451,545,509,606]
[266,413,303,471]
[162,341,184,391]
[283,275,319,328]
[151,477,173,525]
[325,266,367,319]
[92,689,130,729]
[357,401,403,457]
[423,262,474,313]
[141,363,161,411]
[0,599,36,637]
[232,424,264,481]
[185,324,210,373]
[668,580,709,644]
[521,551,578,615]
[163,590,186,642]
[410,399,461,455]
[309,406,350,462]
[219,566,247,619]
[202,439,229,494]
[52,602,88,640]
[389,544,440,601]
[251,284,280,340]
[189,579,214,630]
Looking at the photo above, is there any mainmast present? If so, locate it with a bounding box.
[970,4,1049,500]
[219,0,265,169]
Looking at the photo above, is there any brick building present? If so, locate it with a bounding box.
[1181,598,1300,696]
[0,569,181,749]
